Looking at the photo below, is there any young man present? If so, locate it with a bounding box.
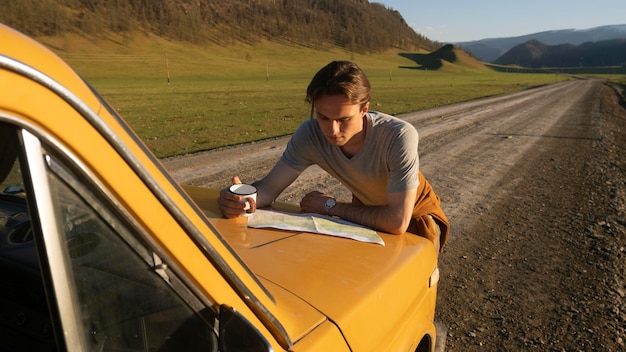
[218,61,449,252]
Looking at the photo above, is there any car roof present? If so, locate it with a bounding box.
[0,24,102,114]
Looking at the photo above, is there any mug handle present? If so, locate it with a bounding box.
[245,197,257,214]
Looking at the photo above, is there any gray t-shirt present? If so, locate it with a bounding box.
[281,111,419,206]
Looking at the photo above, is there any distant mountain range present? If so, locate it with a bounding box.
[456,24,626,63]
[492,38,626,68]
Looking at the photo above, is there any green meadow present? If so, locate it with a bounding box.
[46,35,571,158]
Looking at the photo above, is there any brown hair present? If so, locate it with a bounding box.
[305,61,371,116]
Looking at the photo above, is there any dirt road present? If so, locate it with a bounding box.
[163,79,626,351]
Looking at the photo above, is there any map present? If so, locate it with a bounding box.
[247,209,384,245]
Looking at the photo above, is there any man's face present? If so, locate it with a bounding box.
[314,94,369,148]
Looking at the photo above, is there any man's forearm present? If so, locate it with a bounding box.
[329,201,411,235]
[251,179,278,208]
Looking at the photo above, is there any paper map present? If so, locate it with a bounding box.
[247,209,384,245]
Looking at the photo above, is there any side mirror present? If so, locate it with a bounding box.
[219,305,271,352]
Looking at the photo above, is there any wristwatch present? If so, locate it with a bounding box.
[324,198,336,215]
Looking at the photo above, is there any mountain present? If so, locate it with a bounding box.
[456,24,626,62]
[397,44,490,72]
[0,0,437,53]
[493,38,626,68]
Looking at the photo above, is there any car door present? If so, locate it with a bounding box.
[0,121,271,351]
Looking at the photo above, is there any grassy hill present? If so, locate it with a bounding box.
[0,0,436,53]
[0,2,574,157]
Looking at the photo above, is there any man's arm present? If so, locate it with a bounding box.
[300,188,417,235]
[252,160,301,207]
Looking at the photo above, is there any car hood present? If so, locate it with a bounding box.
[184,186,438,351]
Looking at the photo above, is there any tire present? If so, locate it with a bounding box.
[434,321,447,352]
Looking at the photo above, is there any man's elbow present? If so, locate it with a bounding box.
[385,219,410,235]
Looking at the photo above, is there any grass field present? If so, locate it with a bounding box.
[42,34,571,157]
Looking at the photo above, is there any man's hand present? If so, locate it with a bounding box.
[300,191,334,215]
[217,176,248,218]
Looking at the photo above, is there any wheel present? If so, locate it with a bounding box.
[434,321,447,352]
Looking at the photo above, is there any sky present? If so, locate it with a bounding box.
[375,0,626,43]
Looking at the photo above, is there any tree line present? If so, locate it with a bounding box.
[0,0,437,53]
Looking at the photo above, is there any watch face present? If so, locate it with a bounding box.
[325,198,336,209]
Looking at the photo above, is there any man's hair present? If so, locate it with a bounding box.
[305,61,371,111]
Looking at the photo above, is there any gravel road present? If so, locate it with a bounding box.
[163,79,626,351]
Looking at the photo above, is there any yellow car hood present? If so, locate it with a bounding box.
[185,186,438,351]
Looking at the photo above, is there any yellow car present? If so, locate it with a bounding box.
[0,24,444,351]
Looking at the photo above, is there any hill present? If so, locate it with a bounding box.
[493,39,626,68]
[456,24,626,62]
[398,44,488,72]
[0,0,437,54]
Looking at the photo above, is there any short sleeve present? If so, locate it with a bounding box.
[280,120,317,172]
[387,124,419,193]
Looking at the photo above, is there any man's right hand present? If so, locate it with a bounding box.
[217,176,248,218]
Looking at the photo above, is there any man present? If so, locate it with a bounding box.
[218,61,449,252]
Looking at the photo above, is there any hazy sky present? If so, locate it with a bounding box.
[375,0,626,43]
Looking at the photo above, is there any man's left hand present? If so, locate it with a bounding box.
[300,191,333,215]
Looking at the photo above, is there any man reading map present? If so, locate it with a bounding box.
[218,61,449,252]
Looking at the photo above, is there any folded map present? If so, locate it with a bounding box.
[247,209,384,245]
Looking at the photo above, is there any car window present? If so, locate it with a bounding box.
[0,122,53,351]
[43,148,219,352]
[0,122,24,194]
[0,120,220,351]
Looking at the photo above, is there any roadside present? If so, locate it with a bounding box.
[163,80,626,351]
[433,80,625,351]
